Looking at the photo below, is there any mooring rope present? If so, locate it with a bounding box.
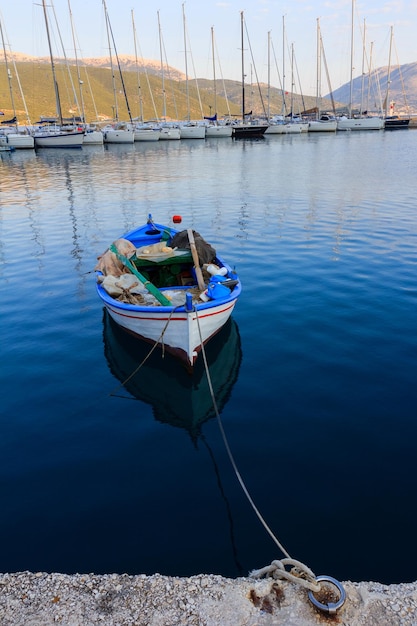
[109,301,344,607]
[194,308,322,594]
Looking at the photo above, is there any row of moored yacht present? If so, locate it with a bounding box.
[0,113,409,150]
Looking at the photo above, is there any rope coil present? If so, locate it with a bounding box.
[250,559,321,593]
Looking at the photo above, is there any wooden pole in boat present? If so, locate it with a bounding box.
[187,229,205,291]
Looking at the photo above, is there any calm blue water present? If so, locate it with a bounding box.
[1,131,416,584]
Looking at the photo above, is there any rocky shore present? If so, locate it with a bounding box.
[1,571,416,625]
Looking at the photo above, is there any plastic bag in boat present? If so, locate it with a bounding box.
[99,274,147,297]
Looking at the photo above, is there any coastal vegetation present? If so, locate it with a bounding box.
[0,56,333,124]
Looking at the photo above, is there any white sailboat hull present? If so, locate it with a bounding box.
[266,121,308,134]
[1,133,34,148]
[103,128,134,143]
[285,123,303,133]
[159,127,181,140]
[205,125,233,138]
[83,130,104,145]
[308,120,337,132]
[337,117,384,131]
[33,131,84,148]
[265,123,287,134]
[133,128,161,141]
[179,124,206,139]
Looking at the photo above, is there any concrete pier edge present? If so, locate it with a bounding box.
[1,571,417,625]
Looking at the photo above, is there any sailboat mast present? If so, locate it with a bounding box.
[68,0,85,123]
[157,11,166,121]
[0,19,17,124]
[103,0,118,121]
[182,3,190,121]
[368,39,374,114]
[241,11,245,121]
[131,10,143,122]
[360,18,366,116]
[385,25,393,117]
[316,18,321,119]
[282,15,286,116]
[320,28,336,116]
[211,26,217,117]
[290,43,295,119]
[267,30,271,120]
[42,0,63,125]
[349,0,354,118]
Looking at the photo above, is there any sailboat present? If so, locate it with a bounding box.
[156,11,180,140]
[130,9,161,142]
[67,0,103,145]
[308,19,337,132]
[263,30,284,135]
[101,0,134,144]
[0,18,34,149]
[383,26,409,130]
[337,0,383,131]
[178,3,205,139]
[264,21,291,135]
[265,37,305,134]
[232,11,267,138]
[33,0,84,148]
[285,43,309,133]
[205,27,232,138]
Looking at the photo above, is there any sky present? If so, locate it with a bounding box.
[1,0,417,95]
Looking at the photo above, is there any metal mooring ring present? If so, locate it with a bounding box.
[307,575,346,614]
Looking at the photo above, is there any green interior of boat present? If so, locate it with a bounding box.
[132,251,195,288]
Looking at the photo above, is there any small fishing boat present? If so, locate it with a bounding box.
[95,215,241,369]
[232,12,268,140]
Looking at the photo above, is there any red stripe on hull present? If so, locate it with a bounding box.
[106,301,235,322]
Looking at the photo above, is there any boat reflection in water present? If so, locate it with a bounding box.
[102,312,242,443]
[103,311,245,574]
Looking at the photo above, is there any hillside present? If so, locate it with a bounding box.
[4,53,416,124]
[0,54,334,124]
[326,62,417,114]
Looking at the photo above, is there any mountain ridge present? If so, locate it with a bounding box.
[326,61,417,113]
[1,53,416,123]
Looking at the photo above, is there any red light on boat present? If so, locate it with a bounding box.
[173,215,182,223]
